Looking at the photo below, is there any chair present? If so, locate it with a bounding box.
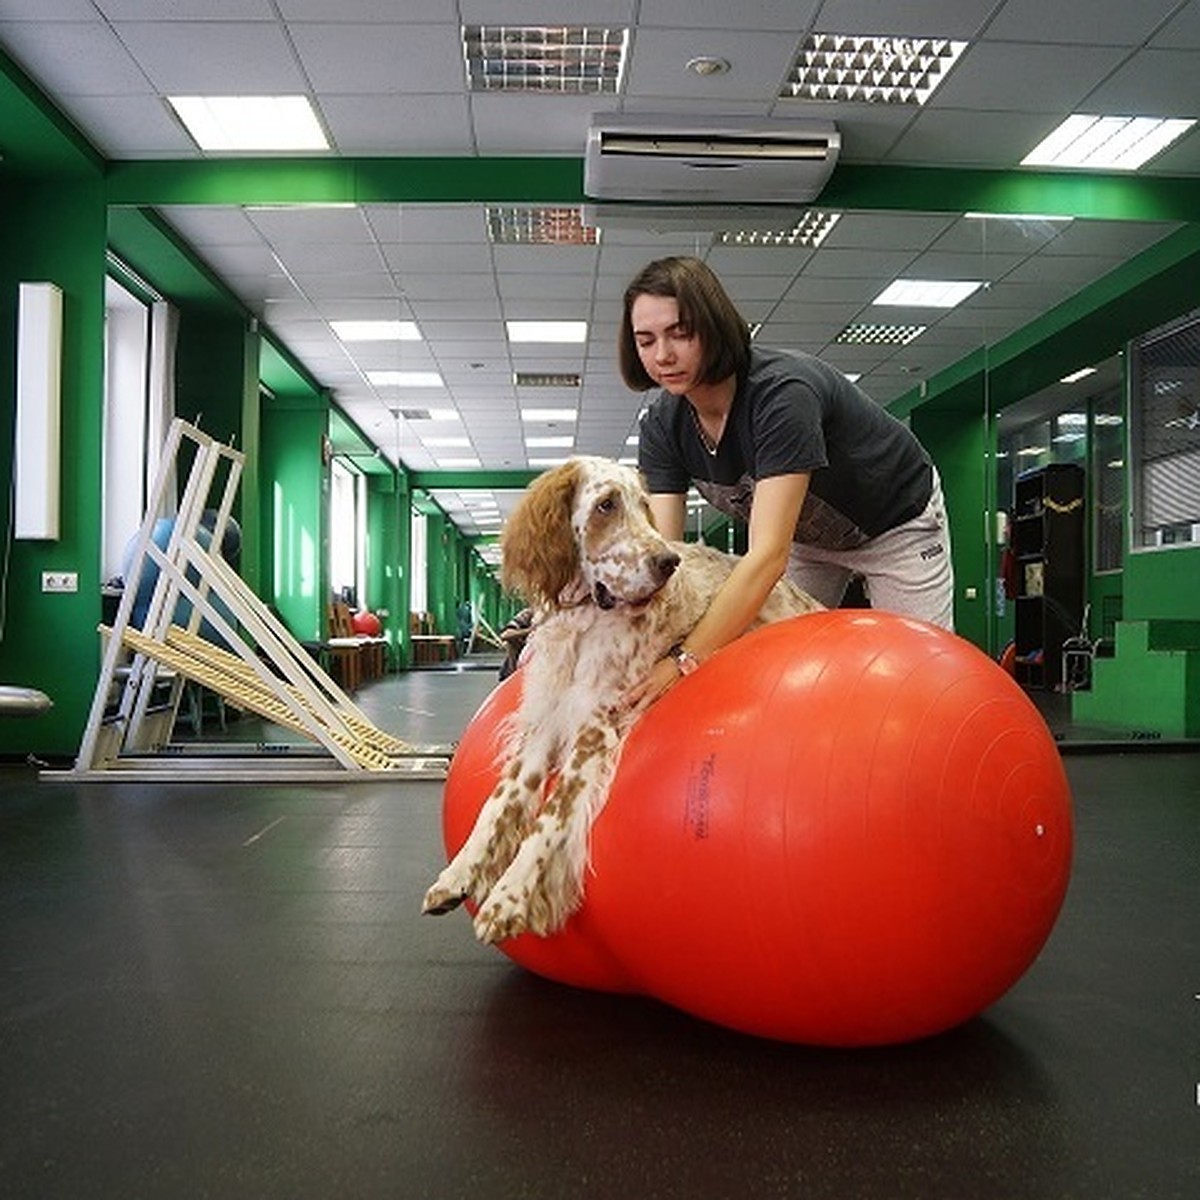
[325,602,366,692]
[1061,604,1098,691]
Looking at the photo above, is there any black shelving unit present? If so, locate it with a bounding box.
[1012,463,1085,691]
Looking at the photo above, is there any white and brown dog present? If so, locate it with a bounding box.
[423,456,821,944]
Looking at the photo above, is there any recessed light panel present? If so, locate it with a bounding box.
[488,206,599,245]
[506,321,588,344]
[463,25,629,93]
[520,408,577,422]
[717,211,841,248]
[514,372,582,388]
[168,96,328,151]
[782,35,966,105]
[874,280,984,308]
[1021,114,1197,170]
[837,324,927,346]
[332,320,421,342]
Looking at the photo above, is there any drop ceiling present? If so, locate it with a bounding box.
[2,0,1199,538]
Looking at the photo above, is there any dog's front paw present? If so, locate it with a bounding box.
[422,883,467,916]
[422,858,480,916]
[473,891,530,945]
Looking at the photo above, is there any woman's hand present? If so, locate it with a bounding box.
[620,656,680,713]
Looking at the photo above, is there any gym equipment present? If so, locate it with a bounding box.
[440,610,1074,1045]
[58,418,449,784]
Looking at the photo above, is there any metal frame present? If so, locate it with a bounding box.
[54,418,449,783]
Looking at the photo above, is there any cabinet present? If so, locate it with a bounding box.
[1012,463,1085,691]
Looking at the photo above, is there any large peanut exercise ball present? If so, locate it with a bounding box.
[586,611,1073,1045]
[440,611,1073,1046]
[440,672,633,995]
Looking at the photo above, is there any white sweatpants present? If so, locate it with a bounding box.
[785,470,955,631]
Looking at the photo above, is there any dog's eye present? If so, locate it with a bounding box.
[595,495,618,515]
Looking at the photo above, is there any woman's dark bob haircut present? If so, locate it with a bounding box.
[619,256,751,391]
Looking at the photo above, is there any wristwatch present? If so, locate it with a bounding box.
[669,643,702,676]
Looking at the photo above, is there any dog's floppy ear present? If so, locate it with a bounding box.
[501,461,583,606]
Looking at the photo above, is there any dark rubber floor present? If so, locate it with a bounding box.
[1,667,1197,1199]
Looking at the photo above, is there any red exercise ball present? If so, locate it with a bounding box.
[585,611,1073,1045]
[351,609,383,636]
[440,672,633,994]
[439,611,1073,1046]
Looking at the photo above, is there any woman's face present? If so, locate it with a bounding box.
[630,293,705,395]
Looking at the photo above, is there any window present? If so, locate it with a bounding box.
[102,276,150,582]
[1130,312,1200,550]
[410,508,428,616]
[329,457,365,605]
[1091,387,1125,573]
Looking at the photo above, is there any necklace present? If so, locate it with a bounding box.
[690,404,722,457]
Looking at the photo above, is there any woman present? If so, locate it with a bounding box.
[619,256,954,709]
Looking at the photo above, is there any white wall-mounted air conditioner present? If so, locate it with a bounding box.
[584,115,840,204]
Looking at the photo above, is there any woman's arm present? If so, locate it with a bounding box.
[623,472,810,710]
[648,492,686,541]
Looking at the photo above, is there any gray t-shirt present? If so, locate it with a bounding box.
[638,346,933,551]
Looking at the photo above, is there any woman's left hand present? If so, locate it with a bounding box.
[620,656,680,713]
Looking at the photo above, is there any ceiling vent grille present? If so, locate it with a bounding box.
[514,372,582,388]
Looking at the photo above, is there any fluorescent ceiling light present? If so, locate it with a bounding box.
[874,279,984,308]
[368,370,444,388]
[836,324,927,346]
[843,373,862,383]
[506,320,588,344]
[1021,114,1196,171]
[783,35,966,105]
[529,457,572,468]
[1060,367,1097,384]
[717,211,841,248]
[525,436,575,448]
[436,457,481,468]
[521,408,577,422]
[331,320,421,342]
[965,211,1073,223]
[488,206,598,245]
[421,437,471,448]
[168,96,328,151]
[625,435,639,446]
[463,25,629,94]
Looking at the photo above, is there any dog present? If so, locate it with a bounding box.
[422,456,821,944]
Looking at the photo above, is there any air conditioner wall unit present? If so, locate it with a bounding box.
[584,115,840,204]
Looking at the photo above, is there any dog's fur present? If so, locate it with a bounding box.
[422,456,821,944]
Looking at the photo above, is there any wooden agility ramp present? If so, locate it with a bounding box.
[55,418,450,783]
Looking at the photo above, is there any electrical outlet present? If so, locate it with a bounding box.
[41,571,78,593]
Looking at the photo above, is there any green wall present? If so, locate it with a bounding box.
[259,396,329,642]
[1124,545,1200,621]
[0,177,107,757]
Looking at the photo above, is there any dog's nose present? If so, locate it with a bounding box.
[653,550,681,581]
